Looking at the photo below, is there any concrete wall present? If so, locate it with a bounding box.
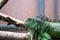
[58,0,60,20]
[45,0,55,19]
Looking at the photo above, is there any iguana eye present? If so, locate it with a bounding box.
[25,18,33,22]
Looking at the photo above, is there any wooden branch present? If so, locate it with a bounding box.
[0,31,30,40]
[0,13,26,28]
[0,0,8,9]
[0,24,28,32]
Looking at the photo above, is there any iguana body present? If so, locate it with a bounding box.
[25,16,60,40]
[46,22,60,38]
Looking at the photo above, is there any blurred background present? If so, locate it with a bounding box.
[0,0,60,24]
[0,0,60,40]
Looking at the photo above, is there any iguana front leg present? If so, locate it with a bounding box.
[29,29,52,40]
[29,29,41,40]
[40,32,52,40]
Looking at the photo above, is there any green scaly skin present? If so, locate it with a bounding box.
[24,16,60,40]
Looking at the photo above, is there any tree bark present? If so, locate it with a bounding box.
[0,13,26,28]
[0,13,31,40]
[0,0,8,9]
[0,31,30,40]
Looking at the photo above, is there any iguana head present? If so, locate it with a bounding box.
[25,17,44,30]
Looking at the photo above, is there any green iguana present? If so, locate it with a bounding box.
[25,16,60,40]
[0,0,60,40]
[0,13,60,40]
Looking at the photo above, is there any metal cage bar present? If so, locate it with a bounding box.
[39,0,45,17]
[55,0,58,20]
